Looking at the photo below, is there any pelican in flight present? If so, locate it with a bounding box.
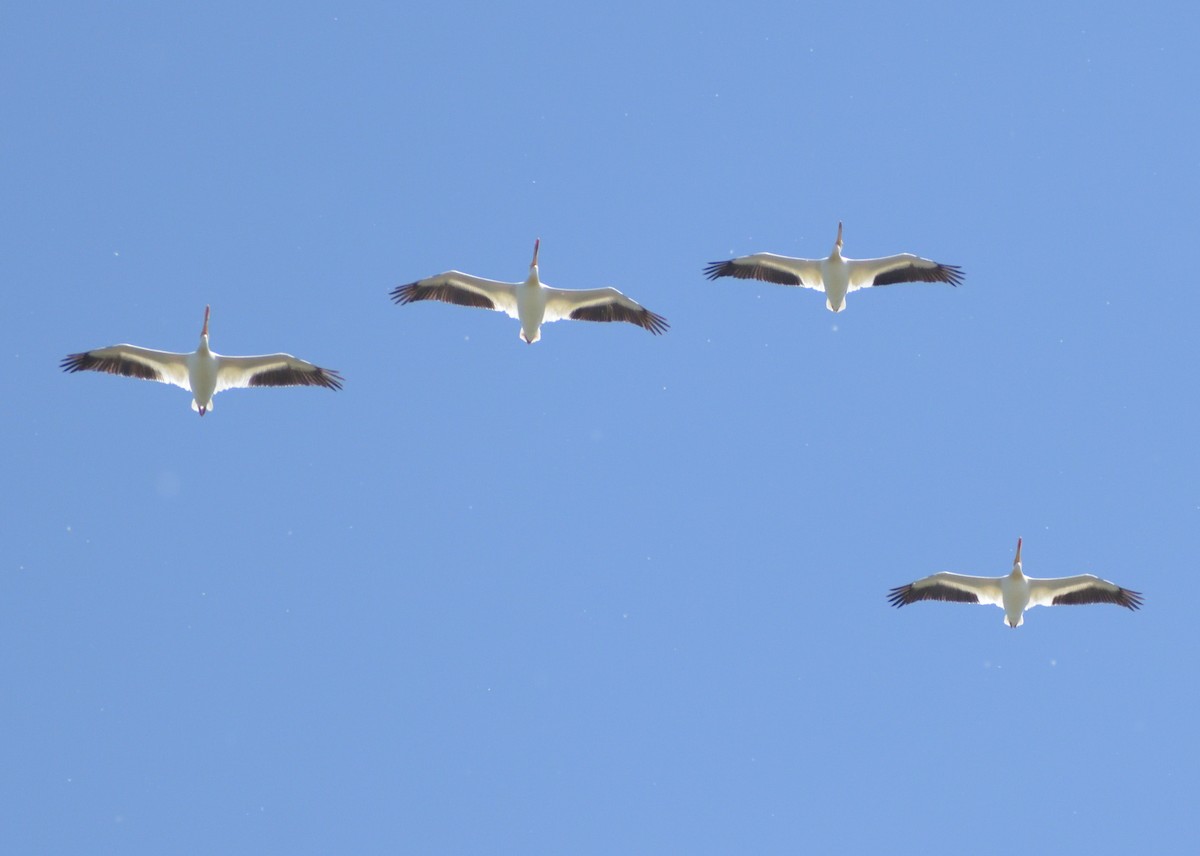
[888,538,1142,628]
[704,221,963,312]
[61,306,343,415]
[390,239,669,343]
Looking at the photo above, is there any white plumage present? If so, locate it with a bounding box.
[888,538,1142,628]
[62,306,342,415]
[391,239,669,343]
[705,221,963,313]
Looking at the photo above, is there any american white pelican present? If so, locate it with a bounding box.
[704,221,963,313]
[390,239,669,343]
[62,306,343,415]
[888,538,1142,628]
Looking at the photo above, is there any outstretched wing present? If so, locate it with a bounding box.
[543,286,668,335]
[214,354,343,392]
[703,254,825,291]
[61,345,191,391]
[847,254,964,292]
[1026,575,1143,610]
[888,572,1004,608]
[390,271,520,320]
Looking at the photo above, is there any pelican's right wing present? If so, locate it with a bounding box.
[888,572,1004,608]
[390,272,520,319]
[702,254,825,291]
[61,345,191,390]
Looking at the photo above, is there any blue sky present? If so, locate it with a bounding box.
[3,2,1196,853]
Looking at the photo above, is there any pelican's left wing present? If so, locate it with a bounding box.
[543,287,669,335]
[846,254,964,292]
[888,572,1005,608]
[214,354,343,392]
[1026,575,1143,610]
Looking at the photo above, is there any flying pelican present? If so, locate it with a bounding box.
[390,239,669,343]
[61,306,343,415]
[703,221,963,313]
[888,538,1142,628]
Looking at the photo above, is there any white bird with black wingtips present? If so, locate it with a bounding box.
[391,239,669,343]
[704,221,963,313]
[62,306,343,415]
[888,538,1143,628]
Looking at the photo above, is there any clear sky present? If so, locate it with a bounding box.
[2,2,1196,853]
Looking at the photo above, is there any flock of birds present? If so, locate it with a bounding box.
[61,223,1143,628]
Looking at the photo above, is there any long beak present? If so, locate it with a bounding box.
[1014,537,1023,565]
[202,305,210,337]
[531,238,540,269]
[835,221,843,248]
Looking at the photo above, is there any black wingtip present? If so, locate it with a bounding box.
[886,585,912,608]
[643,311,670,335]
[389,283,418,305]
[702,261,732,281]
[321,369,345,391]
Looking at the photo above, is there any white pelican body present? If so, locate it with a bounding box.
[391,239,669,343]
[704,222,963,313]
[62,306,343,415]
[516,269,551,345]
[888,538,1143,628]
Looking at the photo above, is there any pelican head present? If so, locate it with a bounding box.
[200,305,211,340]
[834,221,844,252]
[524,238,542,289]
[1010,536,1024,578]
